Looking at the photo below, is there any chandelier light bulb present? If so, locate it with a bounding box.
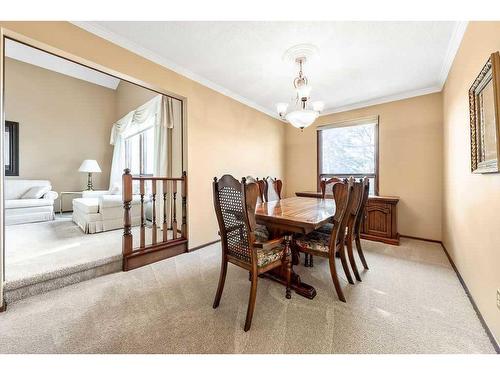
[276,102,289,116]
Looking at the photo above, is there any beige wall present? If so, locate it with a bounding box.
[285,93,443,241]
[442,21,500,343]
[115,80,157,120]
[4,57,115,209]
[0,22,286,248]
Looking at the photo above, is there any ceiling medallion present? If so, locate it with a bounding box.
[276,44,324,130]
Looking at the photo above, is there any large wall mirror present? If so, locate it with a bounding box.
[469,51,500,173]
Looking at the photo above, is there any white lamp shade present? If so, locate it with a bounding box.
[285,109,319,129]
[297,85,312,100]
[78,159,102,173]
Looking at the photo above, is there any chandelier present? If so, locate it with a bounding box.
[276,45,324,130]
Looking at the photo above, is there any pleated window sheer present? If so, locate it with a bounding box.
[109,95,175,192]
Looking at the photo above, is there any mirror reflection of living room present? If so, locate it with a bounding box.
[3,38,183,300]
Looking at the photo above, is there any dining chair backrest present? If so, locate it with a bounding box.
[353,177,370,237]
[320,177,343,198]
[328,177,355,251]
[264,176,282,202]
[349,179,364,217]
[213,175,260,266]
[245,176,265,204]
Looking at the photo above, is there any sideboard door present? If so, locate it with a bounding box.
[361,198,400,245]
[364,204,392,238]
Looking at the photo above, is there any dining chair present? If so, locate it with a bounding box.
[212,175,292,331]
[352,177,370,272]
[246,176,269,242]
[315,178,370,280]
[264,176,282,202]
[305,177,344,266]
[293,177,356,302]
[245,176,265,203]
[320,176,343,198]
[303,176,344,267]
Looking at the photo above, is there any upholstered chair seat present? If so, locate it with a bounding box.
[314,222,334,235]
[314,223,349,239]
[295,231,331,254]
[256,244,285,267]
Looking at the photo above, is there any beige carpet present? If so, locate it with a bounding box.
[5,215,122,282]
[5,215,163,283]
[0,238,495,353]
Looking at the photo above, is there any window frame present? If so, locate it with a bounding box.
[316,118,379,196]
[125,128,154,176]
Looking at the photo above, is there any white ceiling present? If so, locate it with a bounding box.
[5,38,120,90]
[73,21,467,117]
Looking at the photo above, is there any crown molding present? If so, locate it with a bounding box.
[71,21,280,120]
[320,85,442,116]
[72,21,466,121]
[438,21,468,88]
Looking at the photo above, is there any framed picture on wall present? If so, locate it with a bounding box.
[4,121,19,176]
[469,52,500,173]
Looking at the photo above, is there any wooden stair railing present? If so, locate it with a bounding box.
[122,169,188,271]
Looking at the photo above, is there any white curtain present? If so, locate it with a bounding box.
[109,95,174,192]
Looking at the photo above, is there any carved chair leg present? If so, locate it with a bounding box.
[310,255,313,267]
[244,271,258,332]
[285,257,292,299]
[304,253,309,267]
[213,259,228,309]
[328,255,346,302]
[346,236,361,282]
[284,235,292,299]
[355,235,369,270]
[338,243,354,285]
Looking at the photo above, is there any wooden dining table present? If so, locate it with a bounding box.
[255,196,336,299]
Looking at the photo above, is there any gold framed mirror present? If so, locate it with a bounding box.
[469,52,500,173]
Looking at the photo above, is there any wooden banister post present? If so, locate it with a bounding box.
[140,179,145,248]
[152,180,157,245]
[181,171,187,240]
[162,180,168,242]
[172,180,178,239]
[122,169,133,267]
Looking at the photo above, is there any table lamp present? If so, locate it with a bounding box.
[78,159,101,191]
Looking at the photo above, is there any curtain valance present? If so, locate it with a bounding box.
[110,95,174,145]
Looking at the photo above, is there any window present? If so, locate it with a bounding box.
[318,117,378,195]
[125,127,154,176]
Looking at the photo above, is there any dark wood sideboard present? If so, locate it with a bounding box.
[295,191,400,245]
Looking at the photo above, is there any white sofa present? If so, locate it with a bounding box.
[72,190,148,234]
[5,180,58,225]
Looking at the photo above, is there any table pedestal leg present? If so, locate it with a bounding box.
[263,234,316,300]
[291,244,300,266]
[262,267,317,300]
